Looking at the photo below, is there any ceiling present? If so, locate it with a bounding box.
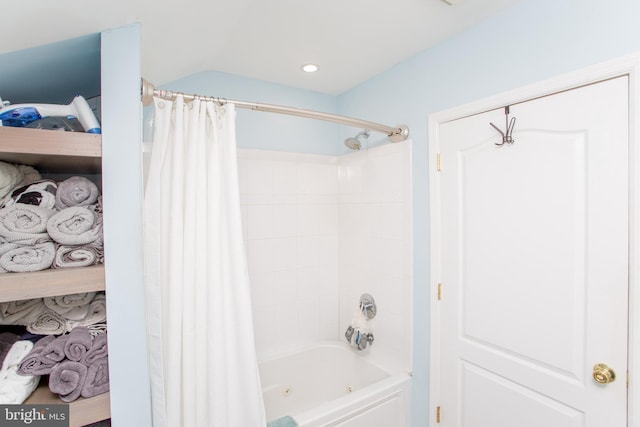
[1,0,519,96]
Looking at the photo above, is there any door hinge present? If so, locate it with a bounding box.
[436,406,442,423]
[437,283,443,301]
[436,153,442,172]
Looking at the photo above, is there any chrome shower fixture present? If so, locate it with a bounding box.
[344,129,370,150]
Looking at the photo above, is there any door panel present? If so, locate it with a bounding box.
[438,76,629,426]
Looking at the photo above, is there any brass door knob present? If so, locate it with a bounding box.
[593,363,616,384]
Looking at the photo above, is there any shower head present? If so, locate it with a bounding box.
[344,130,370,150]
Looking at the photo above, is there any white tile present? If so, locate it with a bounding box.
[247,158,274,196]
[247,205,274,239]
[273,160,298,196]
[297,267,321,301]
[272,237,298,271]
[296,237,319,268]
[253,305,276,357]
[274,269,298,305]
[275,303,299,350]
[249,271,276,308]
[247,239,274,274]
[272,205,297,237]
[297,297,320,344]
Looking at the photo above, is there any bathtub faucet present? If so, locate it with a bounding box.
[345,325,375,351]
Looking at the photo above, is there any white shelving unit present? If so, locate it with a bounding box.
[0,126,110,427]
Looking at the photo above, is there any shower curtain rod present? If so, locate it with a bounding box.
[141,79,409,142]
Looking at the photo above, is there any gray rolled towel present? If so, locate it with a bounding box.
[49,360,88,402]
[63,327,92,362]
[55,177,99,210]
[38,335,69,364]
[80,356,109,398]
[0,332,19,368]
[0,241,56,273]
[82,333,107,365]
[17,335,57,375]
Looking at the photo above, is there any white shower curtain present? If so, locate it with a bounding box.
[143,95,266,427]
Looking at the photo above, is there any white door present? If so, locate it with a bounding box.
[436,76,629,426]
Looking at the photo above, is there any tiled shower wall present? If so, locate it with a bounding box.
[238,150,339,359]
[239,142,412,373]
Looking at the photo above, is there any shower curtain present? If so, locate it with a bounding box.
[143,95,266,427]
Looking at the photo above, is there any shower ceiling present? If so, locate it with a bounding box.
[0,0,519,95]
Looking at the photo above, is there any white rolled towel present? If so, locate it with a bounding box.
[27,309,67,335]
[0,241,55,273]
[66,293,106,330]
[0,340,40,404]
[0,162,25,207]
[51,245,101,269]
[55,176,99,210]
[0,299,44,325]
[0,203,55,244]
[47,207,102,246]
[43,292,96,321]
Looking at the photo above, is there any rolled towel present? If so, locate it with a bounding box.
[38,334,69,365]
[27,309,67,335]
[17,335,56,375]
[66,293,106,330]
[55,177,99,210]
[0,241,55,273]
[0,203,55,244]
[64,327,92,362]
[81,356,109,398]
[0,340,39,404]
[0,332,19,367]
[0,162,25,207]
[5,180,57,209]
[0,238,20,273]
[83,333,107,365]
[51,245,101,269]
[46,207,102,246]
[49,360,88,402]
[43,292,96,321]
[0,299,45,325]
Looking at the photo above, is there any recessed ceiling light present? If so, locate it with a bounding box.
[301,64,319,73]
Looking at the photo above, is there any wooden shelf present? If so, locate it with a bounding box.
[0,127,101,173]
[0,265,105,302]
[25,382,110,427]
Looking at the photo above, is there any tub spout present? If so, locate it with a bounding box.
[345,326,374,351]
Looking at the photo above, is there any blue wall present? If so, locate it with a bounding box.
[337,0,640,425]
[158,70,340,156]
[163,0,640,425]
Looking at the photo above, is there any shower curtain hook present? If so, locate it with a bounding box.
[490,106,516,146]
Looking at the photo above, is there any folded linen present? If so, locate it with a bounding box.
[47,207,102,246]
[0,203,55,244]
[0,299,44,325]
[5,180,57,209]
[0,241,56,273]
[17,335,56,375]
[0,162,26,207]
[81,356,109,398]
[26,309,67,335]
[15,165,41,189]
[38,334,68,365]
[0,340,39,404]
[66,293,106,330]
[51,244,101,269]
[49,360,88,402]
[83,333,107,365]
[43,292,96,321]
[55,177,100,211]
[64,327,92,362]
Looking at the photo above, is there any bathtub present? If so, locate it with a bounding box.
[259,342,411,427]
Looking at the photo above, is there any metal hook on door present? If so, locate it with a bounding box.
[490,106,516,145]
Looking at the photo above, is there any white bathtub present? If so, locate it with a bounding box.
[259,342,411,427]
